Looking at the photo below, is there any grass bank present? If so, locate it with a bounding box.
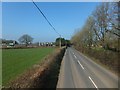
[75,47,119,76]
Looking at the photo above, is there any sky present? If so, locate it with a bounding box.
[2,2,100,42]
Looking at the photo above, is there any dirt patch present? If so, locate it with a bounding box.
[3,48,65,89]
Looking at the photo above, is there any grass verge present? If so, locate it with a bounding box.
[75,47,119,76]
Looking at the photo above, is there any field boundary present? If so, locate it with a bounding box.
[3,48,65,88]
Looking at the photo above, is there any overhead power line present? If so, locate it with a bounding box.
[32,0,61,37]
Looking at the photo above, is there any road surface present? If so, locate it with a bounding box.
[57,47,119,89]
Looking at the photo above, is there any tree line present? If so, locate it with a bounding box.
[1,34,70,47]
[55,37,71,47]
[18,35,70,47]
[71,2,119,52]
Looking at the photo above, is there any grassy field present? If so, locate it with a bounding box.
[2,47,54,85]
[0,49,2,87]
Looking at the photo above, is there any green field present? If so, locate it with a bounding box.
[2,47,54,85]
[0,49,2,87]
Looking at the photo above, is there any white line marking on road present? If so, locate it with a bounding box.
[73,52,74,55]
[74,55,77,59]
[65,52,66,55]
[89,76,98,89]
[65,50,67,56]
[77,60,84,69]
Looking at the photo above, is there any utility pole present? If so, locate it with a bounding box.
[59,35,61,49]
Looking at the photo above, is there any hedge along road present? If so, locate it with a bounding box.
[2,47,54,85]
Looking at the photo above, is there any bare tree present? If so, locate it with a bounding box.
[18,34,33,46]
[92,3,109,48]
[106,2,120,37]
[71,2,119,51]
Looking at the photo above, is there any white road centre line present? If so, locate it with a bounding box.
[65,50,67,55]
[77,60,84,69]
[65,52,66,55]
[89,76,98,89]
[74,55,77,59]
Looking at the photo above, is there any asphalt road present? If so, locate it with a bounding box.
[57,47,119,89]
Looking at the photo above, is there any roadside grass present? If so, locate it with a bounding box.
[2,47,54,85]
[92,47,105,51]
[82,52,118,76]
[76,47,119,76]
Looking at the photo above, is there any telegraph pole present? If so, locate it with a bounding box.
[59,35,61,49]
